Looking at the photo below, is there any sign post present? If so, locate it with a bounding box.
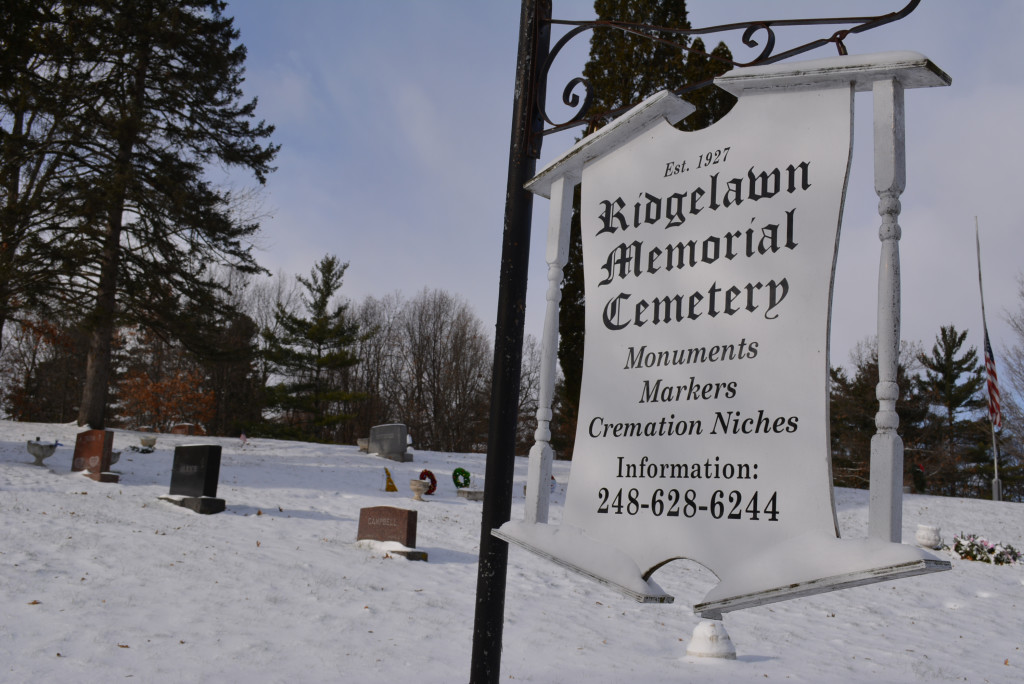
[470,1,550,682]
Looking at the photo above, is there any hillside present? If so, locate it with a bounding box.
[1,421,1021,682]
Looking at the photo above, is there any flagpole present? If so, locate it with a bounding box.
[976,218,1002,501]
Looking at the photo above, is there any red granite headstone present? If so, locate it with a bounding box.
[71,429,118,483]
[357,506,417,547]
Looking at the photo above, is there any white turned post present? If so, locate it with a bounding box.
[869,78,906,543]
[525,172,577,524]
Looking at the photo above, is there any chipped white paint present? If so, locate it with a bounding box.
[870,77,907,543]
[525,172,576,524]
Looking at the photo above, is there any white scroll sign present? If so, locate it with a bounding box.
[497,52,951,617]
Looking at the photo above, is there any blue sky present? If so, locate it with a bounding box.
[225,0,1024,372]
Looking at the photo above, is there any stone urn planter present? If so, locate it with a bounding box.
[410,479,431,501]
[26,440,58,466]
[140,435,157,448]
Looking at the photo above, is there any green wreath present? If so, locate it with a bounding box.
[419,469,437,495]
[452,467,471,489]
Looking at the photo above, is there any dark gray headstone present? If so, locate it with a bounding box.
[170,445,222,498]
[368,424,411,462]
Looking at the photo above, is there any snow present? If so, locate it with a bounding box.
[494,520,672,602]
[2,421,1022,682]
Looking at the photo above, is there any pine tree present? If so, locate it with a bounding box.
[201,310,262,436]
[0,1,86,350]
[263,256,361,442]
[581,0,695,128]
[555,1,735,457]
[916,324,989,496]
[829,340,928,489]
[42,0,279,428]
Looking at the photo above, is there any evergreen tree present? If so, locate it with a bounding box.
[829,340,928,489]
[263,255,361,442]
[0,1,86,349]
[582,0,695,127]
[552,184,585,459]
[555,1,735,457]
[916,324,989,496]
[202,311,262,436]
[39,0,278,428]
[673,38,737,132]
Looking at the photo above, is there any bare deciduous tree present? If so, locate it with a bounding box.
[348,292,404,437]
[517,334,542,455]
[397,289,490,453]
[346,289,491,452]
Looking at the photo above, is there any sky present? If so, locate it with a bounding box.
[223,0,1024,374]
[2,420,1022,681]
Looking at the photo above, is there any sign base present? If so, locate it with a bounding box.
[495,522,951,615]
[494,521,673,603]
[695,558,951,619]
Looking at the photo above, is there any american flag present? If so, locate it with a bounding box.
[983,327,1002,430]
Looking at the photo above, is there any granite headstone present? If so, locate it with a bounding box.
[357,506,417,546]
[71,429,118,483]
[161,444,225,514]
[170,444,221,497]
[368,424,412,462]
[356,506,426,561]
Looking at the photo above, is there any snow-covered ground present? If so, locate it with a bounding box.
[1,421,1021,683]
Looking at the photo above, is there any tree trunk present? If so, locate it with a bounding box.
[77,22,150,428]
[77,213,122,428]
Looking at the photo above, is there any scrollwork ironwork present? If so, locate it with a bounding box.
[538,0,920,135]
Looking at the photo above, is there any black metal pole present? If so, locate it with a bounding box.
[470,1,550,682]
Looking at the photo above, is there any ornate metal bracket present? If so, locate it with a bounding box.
[538,0,921,135]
